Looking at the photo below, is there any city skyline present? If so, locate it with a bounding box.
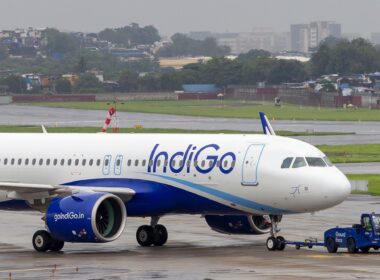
[0,0,379,37]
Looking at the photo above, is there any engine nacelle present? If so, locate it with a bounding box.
[46,192,126,243]
[205,215,271,235]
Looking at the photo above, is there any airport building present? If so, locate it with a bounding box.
[290,21,342,52]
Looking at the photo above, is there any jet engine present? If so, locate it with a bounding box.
[205,215,271,235]
[46,192,126,243]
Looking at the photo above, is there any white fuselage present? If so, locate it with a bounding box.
[0,133,351,215]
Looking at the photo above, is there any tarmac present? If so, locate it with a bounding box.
[0,195,379,279]
[1,104,380,145]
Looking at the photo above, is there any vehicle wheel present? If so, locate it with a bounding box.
[373,246,379,251]
[326,237,338,253]
[32,230,52,252]
[49,239,65,252]
[276,236,286,251]
[360,247,370,253]
[136,225,154,247]
[295,244,301,250]
[153,224,168,246]
[346,238,358,254]
[266,237,278,251]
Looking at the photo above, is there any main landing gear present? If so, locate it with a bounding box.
[32,230,65,252]
[266,215,286,251]
[136,216,168,247]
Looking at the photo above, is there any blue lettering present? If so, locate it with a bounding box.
[219,152,236,174]
[195,144,219,174]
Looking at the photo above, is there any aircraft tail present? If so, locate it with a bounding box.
[259,112,276,136]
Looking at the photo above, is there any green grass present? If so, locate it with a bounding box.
[318,144,380,163]
[0,125,352,136]
[347,174,380,196]
[21,100,380,121]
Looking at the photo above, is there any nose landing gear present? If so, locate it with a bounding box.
[266,215,285,251]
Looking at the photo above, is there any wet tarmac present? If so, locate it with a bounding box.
[1,105,380,145]
[0,195,379,279]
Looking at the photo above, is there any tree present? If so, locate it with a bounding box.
[118,70,139,91]
[268,60,308,84]
[75,56,87,74]
[0,75,27,93]
[75,74,102,93]
[42,28,80,56]
[98,23,160,47]
[0,45,9,60]
[55,79,72,93]
[238,49,271,62]
[157,34,230,57]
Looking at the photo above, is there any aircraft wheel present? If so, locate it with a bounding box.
[136,225,154,247]
[276,236,286,251]
[346,238,358,254]
[32,230,52,252]
[153,224,168,246]
[266,237,278,251]
[326,237,338,253]
[50,239,65,252]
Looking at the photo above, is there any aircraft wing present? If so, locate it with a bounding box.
[0,182,135,202]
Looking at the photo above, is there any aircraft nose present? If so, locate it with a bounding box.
[330,169,351,204]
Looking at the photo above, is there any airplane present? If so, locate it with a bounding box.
[0,113,351,252]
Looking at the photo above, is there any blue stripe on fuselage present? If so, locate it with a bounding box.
[147,174,291,214]
[63,178,242,216]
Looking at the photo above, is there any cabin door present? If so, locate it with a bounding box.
[241,144,265,186]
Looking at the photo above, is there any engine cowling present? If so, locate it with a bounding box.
[205,215,271,235]
[46,192,126,243]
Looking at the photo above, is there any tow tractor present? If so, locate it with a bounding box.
[270,213,380,253]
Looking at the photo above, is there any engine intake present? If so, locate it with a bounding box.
[46,192,126,243]
[205,215,271,235]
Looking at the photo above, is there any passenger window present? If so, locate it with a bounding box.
[60,159,65,166]
[171,160,176,167]
[142,159,146,166]
[46,159,51,166]
[179,160,183,166]
[157,160,161,167]
[216,160,220,167]
[4,158,7,165]
[135,159,139,166]
[39,159,43,165]
[18,159,22,165]
[96,159,101,166]
[68,159,72,166]
[128,159,132,166]
[164,160,168,167]
[281,157,293,169]
[89,159,94,166]
[194,160,198,167]
[231,160,236,168]
[32,159,36,165]
[149,160,153,167]
[53,159,58,166]
[306,157,326,167]
[75,159,79,166]
[25,159,29,165]
[292,157,306,168]
[223,160,228,168]
[11,158,15,165]
[82,159,86,166]
[104,159,109,166]
[201,160,205,167]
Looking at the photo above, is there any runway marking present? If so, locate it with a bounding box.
[306,254,350,259]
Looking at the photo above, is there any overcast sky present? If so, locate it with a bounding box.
[1,0,379,37]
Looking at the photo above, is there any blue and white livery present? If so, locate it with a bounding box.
[0,114,351,252]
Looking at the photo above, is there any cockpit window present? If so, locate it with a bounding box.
[306,157,327,167]
[292,157,307,168]
[281,157,293,169]
[323,156,333,167]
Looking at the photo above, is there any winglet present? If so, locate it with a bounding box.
[41,125,47,134]
[259,112,276,135]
